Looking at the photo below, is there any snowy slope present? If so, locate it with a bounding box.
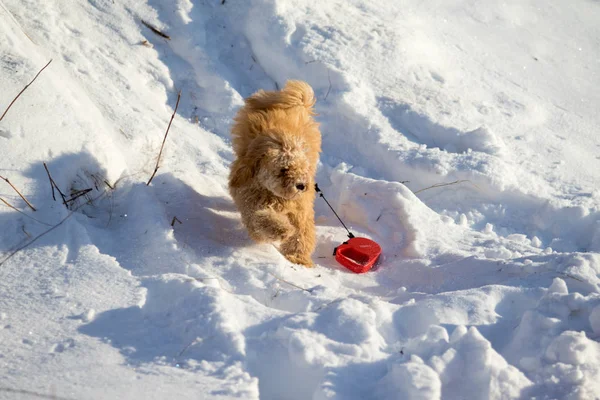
[1,0,600,399]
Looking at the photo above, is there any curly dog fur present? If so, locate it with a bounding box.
[228,80,322,266]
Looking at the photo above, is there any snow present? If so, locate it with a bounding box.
[1,0,600,398]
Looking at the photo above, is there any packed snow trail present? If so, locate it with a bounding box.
[1,0,600,399]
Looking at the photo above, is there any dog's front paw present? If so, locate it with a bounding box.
[251,209,294,242]
[284,253,315,268]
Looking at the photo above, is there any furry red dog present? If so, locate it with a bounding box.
[228,80,322,266]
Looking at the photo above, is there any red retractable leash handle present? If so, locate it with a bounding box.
[315,184,382,273]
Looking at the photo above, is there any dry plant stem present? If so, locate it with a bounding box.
[413,179,476,195]
[22,225,31,238]
[147,90,182,186]
[141,20,170,40]
[171,216,182,226]
[0,197,51,226]
[43,162,56,200]
[267,272,311,293]
[65,188,92,204]
[0,59,52,122]
[43,162,68,206]
[0,2,36,44]
[0,174,36,211]
[103,180,114,190]
[0,190,107,267]
[324,71,332,100]
[176,337,201,358]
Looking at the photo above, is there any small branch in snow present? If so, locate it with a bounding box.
[0,196,17,212]
[268,272,311,293]
[43,162,68,207]
[221,0,226,4]
[21,225,31,238]
[0,2,36,44]
[324,71,332,101]
[103,179,114,190]
[0,174,36,211]
[558,272,585,283]
[0,190,108,267]
[0,59,52,122]
[147,90,182,186]
[65,188,93,205]
[413,179,478,195]
[0,197,51,226]
[176,337,202,358]
[171,216,182,227]
[314,297,345,311]
[141,20,171,40]
[271,289,281,300]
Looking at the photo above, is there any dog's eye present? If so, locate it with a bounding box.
[280,168,288,174]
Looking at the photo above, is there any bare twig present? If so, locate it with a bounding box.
[267,272,311,293]
[314,297,345,311]
[141,20,171,40]
[0,190,108,267]
[0,2,36,44]
[43,162,68,206]
[0,59,52,122]
[0,174,36,211]
[558,272,585,283]
[147,90,182,185]
[324,70,332,100]
[43,162,56,201]
[176,337,201,358]
[106,190,114,228]
[103,179,114,190]
[0,197,52,226]
[413,180,478,195]
[171,216,182,227]
[0,196,17,211]
[21,225,31,238]
[271,289,281,300]
[65,188,93,204]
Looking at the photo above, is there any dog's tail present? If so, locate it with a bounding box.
[245,80,316,113]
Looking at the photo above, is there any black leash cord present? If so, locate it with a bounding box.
[315,183,355,239]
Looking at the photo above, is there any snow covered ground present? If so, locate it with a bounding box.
[1,0,600,398]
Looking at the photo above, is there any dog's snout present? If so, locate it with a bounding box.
[296,183,306,191]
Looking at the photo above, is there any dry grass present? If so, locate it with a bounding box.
[147,90,182,185]
[0,174,36,211]
[0,59,52,122]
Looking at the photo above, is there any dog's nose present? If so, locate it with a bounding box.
[296,183,306,191]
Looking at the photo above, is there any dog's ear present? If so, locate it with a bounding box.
[229,136,281,188]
